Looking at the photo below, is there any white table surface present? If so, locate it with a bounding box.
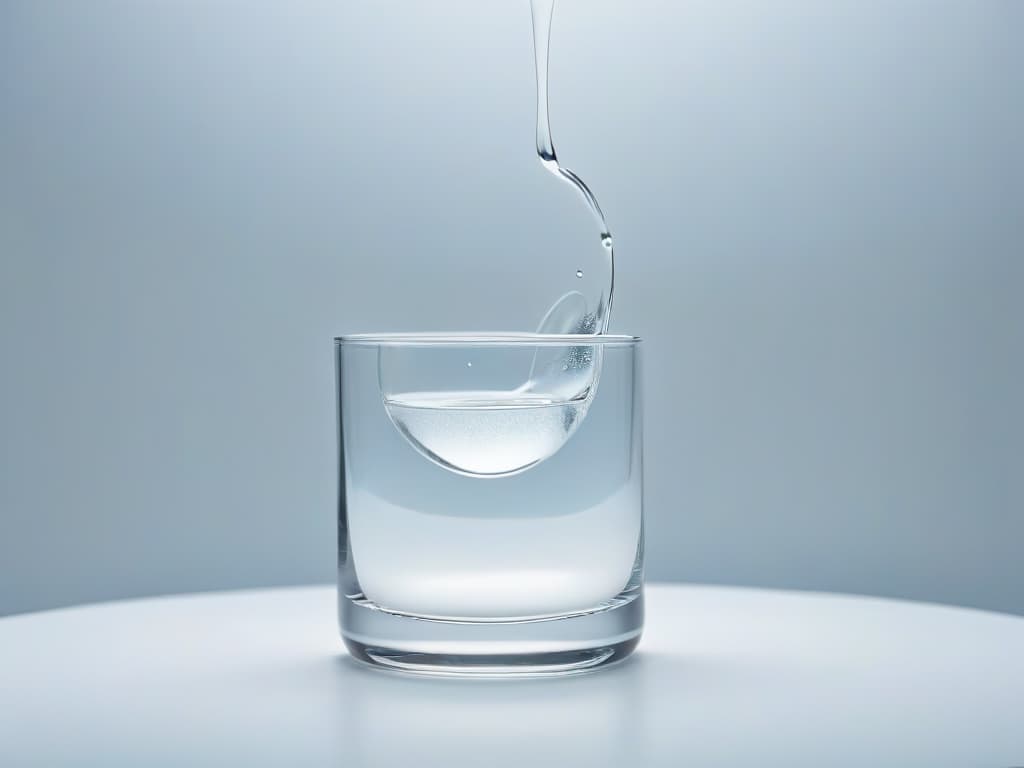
[1,584,1022,767]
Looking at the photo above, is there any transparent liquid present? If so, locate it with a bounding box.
[384,390,591,477]
[373,1,618,479]
[343,344,641,621]
[530,0,615,336]
[350,490,641,620]
[515,0,614,437]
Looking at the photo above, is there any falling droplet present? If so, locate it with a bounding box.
[576,270,584,278]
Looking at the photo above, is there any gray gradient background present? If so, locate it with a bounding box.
[1,0,1021,617]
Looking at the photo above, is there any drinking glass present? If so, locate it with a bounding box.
[336,333,643,675]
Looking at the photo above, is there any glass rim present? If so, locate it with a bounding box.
[336,332,641,347]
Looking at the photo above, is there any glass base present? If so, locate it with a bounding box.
[340,590,643,678]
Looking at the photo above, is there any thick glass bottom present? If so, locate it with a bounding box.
[340,589,643,678]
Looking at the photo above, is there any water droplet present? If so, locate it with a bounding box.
[575,270,584,278]
[466,361,473,367]
[601,234,613,249]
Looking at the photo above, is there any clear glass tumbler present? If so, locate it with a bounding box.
[336,333,643,675]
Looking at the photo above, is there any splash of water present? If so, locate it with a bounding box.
[379,1,618,478]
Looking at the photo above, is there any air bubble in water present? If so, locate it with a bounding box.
[576,270,584,278]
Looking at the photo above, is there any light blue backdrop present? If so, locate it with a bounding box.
[1,0,1021,616]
